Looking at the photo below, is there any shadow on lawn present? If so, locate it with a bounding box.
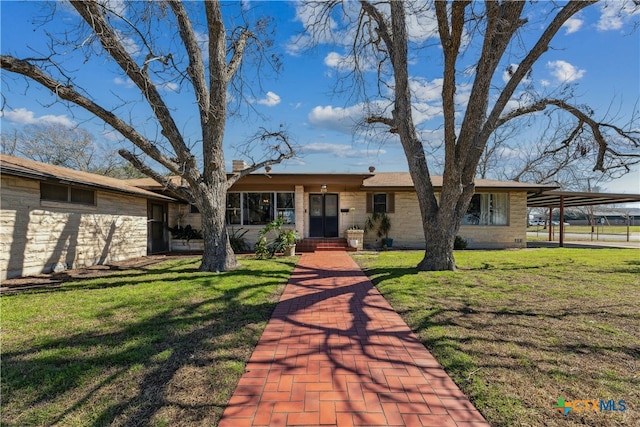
[359,263,639,427]
[1,256,292,295]
[1,258,296,426]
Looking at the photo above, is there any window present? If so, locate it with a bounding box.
[226,193,241,224]
[373,193,387,213]
[244,192,273,225]
[226,192,295,225]
[366,192,395,213]
[277,193,295,224]
[190,204,200,214]
[462,193,509,226]
[41,182,96,205]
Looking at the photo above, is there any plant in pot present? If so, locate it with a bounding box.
[364,212,393,248]
[278,228,299,256]
[255,218,299,258]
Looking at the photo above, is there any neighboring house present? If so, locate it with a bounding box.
[1,154,554,280]
[1,154,175,280]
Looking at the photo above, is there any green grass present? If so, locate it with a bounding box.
[353,248,640,427]
[1,256,297,426]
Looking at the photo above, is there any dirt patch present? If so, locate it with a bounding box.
[1,254,197,293]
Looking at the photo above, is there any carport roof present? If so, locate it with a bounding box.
[527,190,640,208]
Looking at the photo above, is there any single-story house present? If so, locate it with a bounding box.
[1,154,554,280]
[131,161,554,253]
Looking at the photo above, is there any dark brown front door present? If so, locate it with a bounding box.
[148,202,168,253]
[309,194,339,238]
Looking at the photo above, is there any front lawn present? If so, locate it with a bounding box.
[1,256,296,426]
[353,248,639,427]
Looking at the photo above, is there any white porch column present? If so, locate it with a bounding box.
[295,185,304,237]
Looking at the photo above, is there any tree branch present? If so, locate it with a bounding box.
[499,98,640,172]
[0,55,182,174]
[118,149,193,201]
[226,128,295,188]
[70,0,197,174]
[226,29,252,81]
[168,1,209,123]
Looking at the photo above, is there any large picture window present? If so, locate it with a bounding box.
[462,193,509,226]
[226,192,295,225]
[41,182,96,205]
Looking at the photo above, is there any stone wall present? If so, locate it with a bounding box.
[341,190,527,249]
[1,175,148,280]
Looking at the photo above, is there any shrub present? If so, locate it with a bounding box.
[168,224,202,242]
[454,235,468,250]
[229,227,249,253]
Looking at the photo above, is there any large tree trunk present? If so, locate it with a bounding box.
[418,222,457,271]
[415,180,473,271]
[196,186,238,272]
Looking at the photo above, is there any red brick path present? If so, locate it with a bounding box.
[219,252,489,426]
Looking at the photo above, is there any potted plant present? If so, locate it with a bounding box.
[280,229,299,256]
[364,212,393,248]
[255,218,299,258]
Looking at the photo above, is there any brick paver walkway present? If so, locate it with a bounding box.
[219,251,489,427]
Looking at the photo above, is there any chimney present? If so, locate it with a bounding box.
[369,166,375,173]
[232,160,248,172]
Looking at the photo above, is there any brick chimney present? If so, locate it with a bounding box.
[232,160,248,172]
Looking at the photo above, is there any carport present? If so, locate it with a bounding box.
[527,190,640,246]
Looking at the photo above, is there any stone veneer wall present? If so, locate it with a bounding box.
[340,190,527,249]
[1,175,149,280]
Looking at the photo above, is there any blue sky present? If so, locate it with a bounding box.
[1,1,639,194]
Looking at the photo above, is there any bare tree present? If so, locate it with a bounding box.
[300,0,639,270]
[0,122,135,176]
[1,1,294,272]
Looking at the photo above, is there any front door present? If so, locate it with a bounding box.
[309,194,339,237]
[148,202,168,253]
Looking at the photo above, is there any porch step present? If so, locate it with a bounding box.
[297,238,356,253]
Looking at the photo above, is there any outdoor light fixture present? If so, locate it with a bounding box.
[321,184,327,193]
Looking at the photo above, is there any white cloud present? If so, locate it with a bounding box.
[597,0,640,31]
[547,60,585,83]
[0,108,73,127]
[113,77,135,88]
[563,17,583,34]
[257,91,281,107]
[115,30,141,57]
[286,34,312,56]
[412,103,443,125]
[410,77,442,102]
[405,6,440,43]
[101,0,127,16]
[308,103,370,133]
[157,82,179,92]
[301,142,385,159]
[324,51,378,72]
